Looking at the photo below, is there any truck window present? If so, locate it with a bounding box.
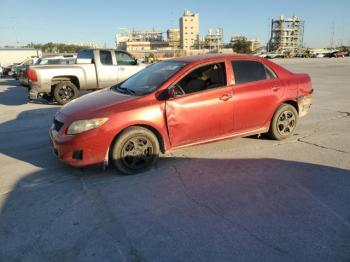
[77,49,93,60]
[115,52,136,65]
[100,51,113,65]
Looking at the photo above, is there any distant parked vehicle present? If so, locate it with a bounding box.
[313,53,326,58]
[11,57,39,79]
[18,55,77,86]
[2,66,12,76]
[34,54,76,66]
[326,51,347,58]
[28,49,146,104]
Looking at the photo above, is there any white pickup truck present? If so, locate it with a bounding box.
[28,49,146,104]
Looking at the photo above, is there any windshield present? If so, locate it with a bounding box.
[113,60,187,96]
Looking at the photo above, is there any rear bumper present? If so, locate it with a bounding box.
[28,82,50,99]
[29,88,39,100]
[298,94,312,117]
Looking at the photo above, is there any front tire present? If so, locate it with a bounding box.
[111,127,160,175]
[53,81,78,105]
[268,104,298,140]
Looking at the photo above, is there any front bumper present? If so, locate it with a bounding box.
[49,127,110,167]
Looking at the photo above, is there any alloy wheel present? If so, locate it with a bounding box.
[277,110,296,136]
[121,136,154,170]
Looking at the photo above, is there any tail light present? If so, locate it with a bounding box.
[27,68,37,82]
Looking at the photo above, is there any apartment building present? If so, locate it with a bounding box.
[179,10,199,50]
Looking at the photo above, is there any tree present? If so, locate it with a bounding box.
[25,42,89,53]
[231,37,252,54]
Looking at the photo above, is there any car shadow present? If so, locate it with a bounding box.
[0,108,350,261]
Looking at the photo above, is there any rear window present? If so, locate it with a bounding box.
[77,49,93,60]
[232,60,275,84]
[100,50,113,65]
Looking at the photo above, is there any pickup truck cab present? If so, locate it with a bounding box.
[28,49,146,104]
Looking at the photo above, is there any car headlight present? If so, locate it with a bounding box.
[67,118,109,135]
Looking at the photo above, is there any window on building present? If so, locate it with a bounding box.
[100,50,113,65]
[231,60,276,84]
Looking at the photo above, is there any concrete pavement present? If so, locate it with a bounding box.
[0,58,350,261]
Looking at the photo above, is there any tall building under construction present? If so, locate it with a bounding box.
[268,15,304,54]
[204,28,223,50]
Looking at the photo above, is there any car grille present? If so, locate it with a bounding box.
[53,119,64,132]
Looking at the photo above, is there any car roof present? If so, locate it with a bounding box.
[170,54,264,64]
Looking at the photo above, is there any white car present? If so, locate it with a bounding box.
[35,54,77,65]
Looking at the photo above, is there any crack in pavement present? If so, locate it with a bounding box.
[172,165,298,262]
[273,111,350,154]
[296,139,349,154]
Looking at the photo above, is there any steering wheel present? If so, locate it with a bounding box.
[172,84,186,97]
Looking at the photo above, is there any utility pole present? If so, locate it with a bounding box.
[330,21,335,48]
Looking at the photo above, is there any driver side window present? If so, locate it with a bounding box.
[175,62,226,96]
[116,51,136,65]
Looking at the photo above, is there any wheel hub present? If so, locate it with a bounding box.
[277,110,296,136]
[121,136,154,170]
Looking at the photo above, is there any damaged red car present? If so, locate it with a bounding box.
[50,54,313,174]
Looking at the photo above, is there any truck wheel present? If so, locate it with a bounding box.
[111,127,160,175]
[53,81,78,105]
[267,104,298,140]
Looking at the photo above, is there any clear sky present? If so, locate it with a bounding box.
[0,0,349,48]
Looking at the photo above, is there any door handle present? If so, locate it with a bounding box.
[271,86,280,92]
[118,67,125,71]
[219,94,233,101]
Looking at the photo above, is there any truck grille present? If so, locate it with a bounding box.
[53,119,64,132]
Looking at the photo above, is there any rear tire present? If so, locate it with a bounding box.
[268,104,298,140]
[111,127,160,175]
[53,81,78,105]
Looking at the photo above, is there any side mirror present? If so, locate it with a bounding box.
[157,87,173,101]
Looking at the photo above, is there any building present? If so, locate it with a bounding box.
[230,35,261,53]
[203,28,223,51]
[121,41,169,52]
[167,28,180,49]
[179,10,199,50]
[115,28,165,50]
[249,38,261,53]
[268,15,304,54]
[0,48,42,67]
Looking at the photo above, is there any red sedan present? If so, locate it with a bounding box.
[50,55,313,174]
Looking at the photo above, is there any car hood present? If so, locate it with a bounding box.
[60,88,135,118]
